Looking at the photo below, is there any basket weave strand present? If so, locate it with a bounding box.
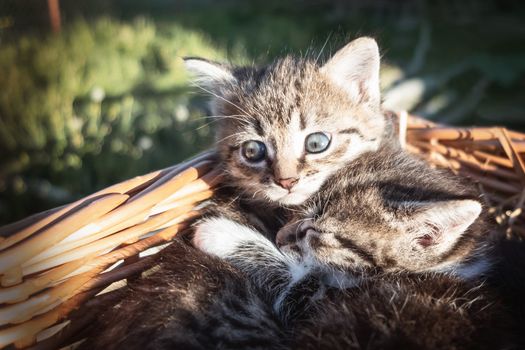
[0,151,219,348]
[404,115,525,236]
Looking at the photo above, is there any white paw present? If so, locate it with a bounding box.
[193,217,267,258]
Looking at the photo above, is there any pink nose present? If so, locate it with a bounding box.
[277,177,298,190]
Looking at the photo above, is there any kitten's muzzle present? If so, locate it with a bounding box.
[276,219,315,247]
[276,177,299,191]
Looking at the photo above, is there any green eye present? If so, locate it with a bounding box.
[305,132,331,154]
[241,140,266,162]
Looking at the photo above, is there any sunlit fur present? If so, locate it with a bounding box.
[215,60,384,205]
[186,39,385,206]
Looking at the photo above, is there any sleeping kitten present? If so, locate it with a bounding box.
[87,145,514,349]
[86,156,513,350]
[194,142,518,349]
[275,144,491,278]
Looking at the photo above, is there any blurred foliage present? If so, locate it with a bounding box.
[0,0,524,224]
[0,17,232,222]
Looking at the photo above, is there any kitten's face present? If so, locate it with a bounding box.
[277,186,484,274]
[185,38,385,205]
[214,61,385,206]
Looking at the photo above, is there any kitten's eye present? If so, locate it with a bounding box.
[305,132,331,154]
[241,140,266,162]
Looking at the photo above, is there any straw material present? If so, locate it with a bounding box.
[401,113,525,237]
[0,113,524,349]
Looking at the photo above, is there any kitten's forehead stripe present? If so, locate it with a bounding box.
[339,128,362,137]
[299,113,306,130]
[290,111,305,159]
[253,118,265,137]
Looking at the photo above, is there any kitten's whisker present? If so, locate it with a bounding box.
[194,114,252,123]
[320,184,336,216]
[190,82,256,121]
[284,207,306,214]
[195,120,218,131]
[315,32,332,65]
[214,132,248,145]
[251,189,263,199]
[209,114,253,124]
[194,114,251,131]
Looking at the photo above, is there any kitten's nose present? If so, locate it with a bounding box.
[276,177,298,191]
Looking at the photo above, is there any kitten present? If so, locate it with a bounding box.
[186,37,391,238]
[194,142,518,349]
[275,143,491,278]
[186,37,386,206]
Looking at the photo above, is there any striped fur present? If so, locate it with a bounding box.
[194,216,517,349]
[82,238,286,350]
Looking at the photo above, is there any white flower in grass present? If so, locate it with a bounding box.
[138,136,153,150]
[90,87,105,103]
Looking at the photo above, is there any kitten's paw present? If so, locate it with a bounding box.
[193,217,270,258]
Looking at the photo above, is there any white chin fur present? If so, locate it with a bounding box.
[265,187,313,205]
[278,192,312,205]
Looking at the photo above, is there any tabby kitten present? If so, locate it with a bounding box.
[194,141,517,349]
[186,37,391,239]
[87,145,513,349]
[85,37,515,349]
[186,37,386,206]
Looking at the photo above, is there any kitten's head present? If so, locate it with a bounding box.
[185,37,387,205]
[277,186,487,276]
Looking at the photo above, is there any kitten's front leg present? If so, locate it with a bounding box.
[194,217,316,312]
[193,217,293,289]
[194,217,324,322]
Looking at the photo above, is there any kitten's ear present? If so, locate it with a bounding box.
[183,57,236,88]
[403,199,482,253]
[320,37,380,106]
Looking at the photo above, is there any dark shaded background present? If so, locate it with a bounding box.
[0,0,524,224]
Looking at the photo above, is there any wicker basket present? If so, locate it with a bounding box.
[0,113,524,349]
